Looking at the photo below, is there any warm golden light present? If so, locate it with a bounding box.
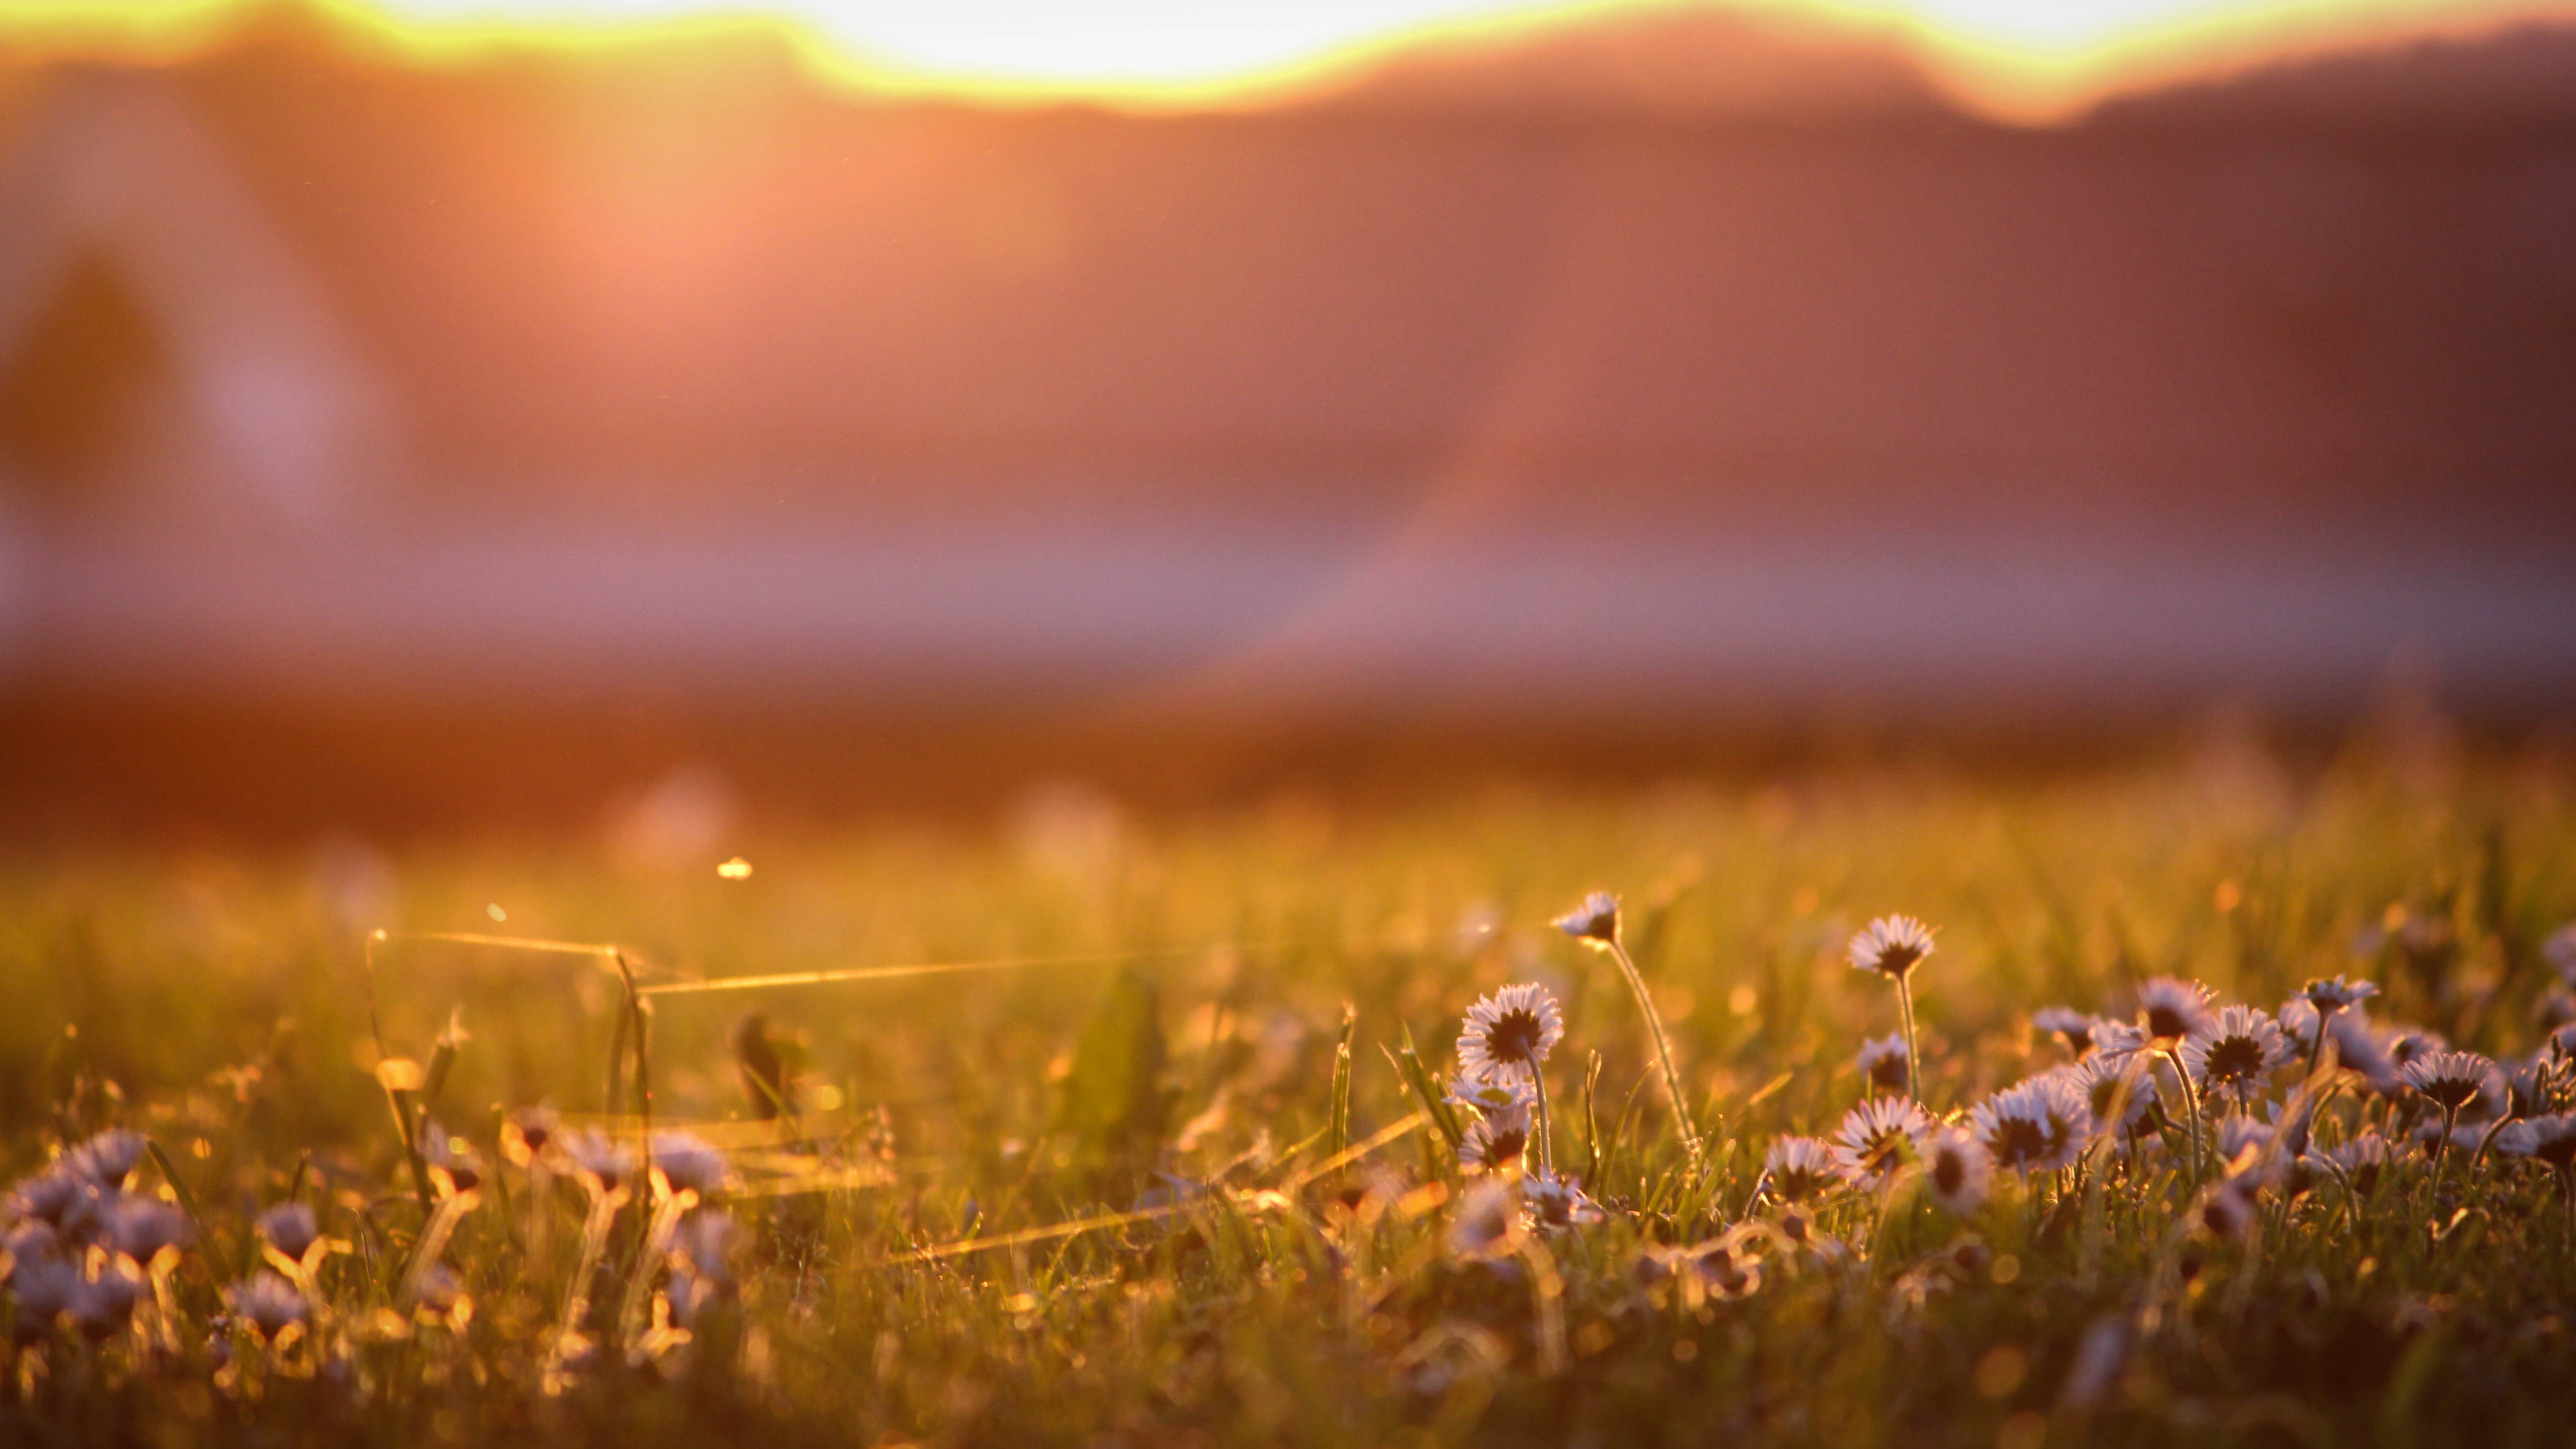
[7,0,2576,119]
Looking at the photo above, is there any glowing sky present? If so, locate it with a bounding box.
[14,1,2571,117]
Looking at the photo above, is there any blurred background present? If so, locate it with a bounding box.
[2,0,2574,836]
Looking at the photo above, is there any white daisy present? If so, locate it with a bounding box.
[2496,1112,2576,1171]
[1830,1097,1933,1191]
[2319,1132,2391,1198]
[1456,983,1565,1083]
[650,1130,728,1197]
[2030,1007,2096,1054]
[2089,1019,2151,1061]
[1762,1135,1843,1204]
[2135,977,2215,1043]
[226,1272,310,1339]
[2195,1179,2259,1242]
[1921,1126,1992,1215]
[258,1202,321,1262]
[1448,1177,1523,1258]
[1552,891,1620,946]
[1847,916,1936,980]
[424,1123,483,1195]
[70,1260,142,1341]
[562,1130,640,1195]
[100,1197,190,1265]
[1521,1170,1607,1229]
[2544,922,2576,986]
[2301,976,2379,1014]
[1970,1076,2088,1175]
[2064,1055,2156,1142]
[2179,1005,2290,1105]
[2401,1049,2497,1113]
[1855,1032,1911,1095]
[1457,1099,1532,1173]
[1445,1068,1533,1119]
[63,1130,148,1190]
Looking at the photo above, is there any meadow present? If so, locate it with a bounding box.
[5,730,2576,1448]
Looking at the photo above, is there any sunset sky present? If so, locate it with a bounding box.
[8,0,2574,117]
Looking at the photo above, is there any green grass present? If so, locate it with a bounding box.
[5,742,2576,1447]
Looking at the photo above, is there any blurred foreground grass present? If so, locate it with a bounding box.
[4,732,2576,1447]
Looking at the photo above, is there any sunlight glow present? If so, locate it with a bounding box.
[8,0,2574,119]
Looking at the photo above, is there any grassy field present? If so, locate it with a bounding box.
[5,735,2576,1447]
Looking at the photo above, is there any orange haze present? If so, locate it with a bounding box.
[5,0,2576,122]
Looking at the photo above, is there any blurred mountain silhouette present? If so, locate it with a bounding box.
[1,2,2574,829]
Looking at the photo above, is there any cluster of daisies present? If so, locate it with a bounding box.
[3,1111,739,1377]
[1441,895,2576,1250]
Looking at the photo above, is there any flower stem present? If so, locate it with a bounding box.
[2164,1048,2205,1190]
[1607,938,1703,1168]
[1896,977,1926,1108]
[1529,1065,1556,1177]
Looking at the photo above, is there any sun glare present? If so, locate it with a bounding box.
[8,0,2575,117]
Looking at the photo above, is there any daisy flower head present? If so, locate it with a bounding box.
[2135,977,2215,1044]
[423,1123,482,1195]
[1445,1068,1533,1120]
[1457,1099,1532,1173]
[1831,1097,1933,1191]
[100,1197,190,1265]
[2067,1055,2156,1141]
[226,1272,310,1340]
[2179,1005,2290,1105]
[71,1260,142,1341]
[1522,1169,1607,1229]
[1921,1126,1992,1216]
[1456,983,1565,1083]
[2301,976,2379,1015]
[257,1202,320,1262]
[2401,1049,2497,1112]
[2031,1007,2095,1054]
[501,1107,558,1167]
[1848,915,1936,980]
[2089,1019,2151,1061]
[562,1130,640,1196]
[2545,922,2576,986]
[2196,1179,2259,1242]
[1448,1177,1523,1258]
[2321,1131,2391,1198]
[1970,1076,2088,1176]
[63,1130,148,1191]
[1763,1135,1843,1205]
[2496,1112,2576,1171]
[1855,1032,1910,1095]
[649,1130,728,1198]
[1552,891,1620,947]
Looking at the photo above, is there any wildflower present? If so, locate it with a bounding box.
[11,1255,80,1340]
[1448,1178,1522,1258]
[2195,1179,2259,1242]
[2214,1116,2273,1174]
[2496,1113,2576,1170]
[2382,1028,2447,1075]
[2401,1050,2497,1113]
[1970,1077,2087,1176]
[2179,1006,2290,1107]
[1922,1126,1992,1215]
[669,1209,738,1287]
[2318,1132,2391,1198]
[71,1260,143,1340]
[1552,891,1619,945]
[100,1197,191,1264]
[1763,1135,1842,1204]
[226,1272,310,1339]
[501,1107,558,1167]
[1522,1170,1606,1229]
[424,1123,483,1194]
[1458,1099,1532,1173]
[9,1170,91,1228]
[2301,976,2379,1015]
[1848,916,1936,979]
[1456,983,1564,1084]
[562,1130,640,1196]
[2089,1019,2150,1061]
[1856,1033,1910,1095]
[2544,922,2576,986]
[2136,977,2214,1043]
[2064,1055,2156,1142]
[64,1130,148,1190]
[2031,1007,2095,1054]
[259,1202,321,1262]
[1830,1097,1932,1191]
[650,1130,728,1198]
[1445,1068,1532,1119]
